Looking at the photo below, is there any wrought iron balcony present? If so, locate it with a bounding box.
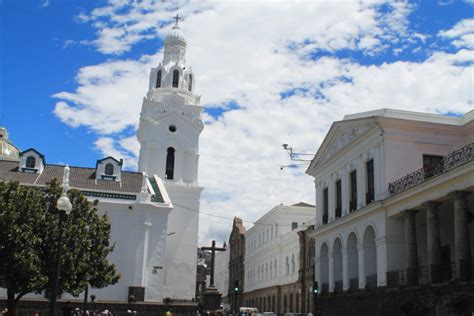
[388,143,473,196]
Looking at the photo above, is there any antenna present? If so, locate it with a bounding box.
[280,143,314,170]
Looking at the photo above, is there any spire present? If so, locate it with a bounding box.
[163,14,187,66]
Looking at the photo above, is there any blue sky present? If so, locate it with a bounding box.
[1,0,473,242]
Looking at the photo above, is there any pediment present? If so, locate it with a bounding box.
[308,118,377,172]
[140,107,204,132]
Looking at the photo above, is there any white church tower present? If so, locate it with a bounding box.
[137,17,203,301]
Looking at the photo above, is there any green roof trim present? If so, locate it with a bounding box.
[148,176,164,203]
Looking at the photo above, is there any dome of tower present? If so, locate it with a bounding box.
[0,127,20,161]
[165,24,187,45]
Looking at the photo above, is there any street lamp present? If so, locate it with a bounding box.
[48,166,72,316]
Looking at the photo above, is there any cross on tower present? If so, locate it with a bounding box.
[201,240,226,288]
[173,14,182,26]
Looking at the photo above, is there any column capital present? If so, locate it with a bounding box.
[447,190,471,200]
[402,209,419,216]
[341,247,348,257]
[422,200,442,210]
[356,243,364,251]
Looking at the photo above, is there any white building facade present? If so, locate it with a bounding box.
[137,20,203,301]
[244,204,314,311]
[0,134,173,302]
[307,109,474,294]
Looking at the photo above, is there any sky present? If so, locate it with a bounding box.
[1,0,473,245]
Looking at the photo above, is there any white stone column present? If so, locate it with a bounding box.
[315,256,321,284]
[358,155,367,208]
[316,182,322,226]
[342,166,350,216]
[375,237,387,287]
[328,252,334,292]
[342,247,349,291]
[374,143,382,198]
[328,174,335,222]
[357,243,365,289]
[449,191,472,280]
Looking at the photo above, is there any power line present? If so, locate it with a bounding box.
[172,201,315,228]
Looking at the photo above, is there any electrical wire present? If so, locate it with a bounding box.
[172,201,316,228]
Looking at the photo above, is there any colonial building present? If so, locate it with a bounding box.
[307,109,474,315]
[228,217,246,312]
[214,250,230,308]
[243,203,314,314]
[137,19,204,301]
[0,128,173,303]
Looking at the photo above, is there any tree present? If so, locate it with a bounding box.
[0,181,47,316]
[0,179,120,315]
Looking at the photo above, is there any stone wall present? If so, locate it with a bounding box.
[317,282,474,316]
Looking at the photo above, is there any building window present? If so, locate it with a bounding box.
[172,69,179,88]
[26,156,36,168]
[423,154,443,178]
[166,147,175,180]
[291,254,295,273]
[188,74,193,91]
[323,188,328,224]
[105,163,114,175]
[335,180,342,218]
[286,256,290,275]
[350,170,357,212]
[156,70,162,88]
[291,222,298,230]
[366,159,375,204]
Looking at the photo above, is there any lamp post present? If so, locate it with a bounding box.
[48,166,72,316]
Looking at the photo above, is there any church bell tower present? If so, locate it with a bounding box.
[137,16,203,301]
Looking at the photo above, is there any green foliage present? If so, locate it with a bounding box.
[0,179,120,308]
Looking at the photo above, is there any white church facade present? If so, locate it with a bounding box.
[307,109,473,294]
[0,19,202,304]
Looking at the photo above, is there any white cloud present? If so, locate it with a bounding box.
[53,1,473,244]
[438,19,474,49]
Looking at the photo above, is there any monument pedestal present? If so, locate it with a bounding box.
[201,286,222,311]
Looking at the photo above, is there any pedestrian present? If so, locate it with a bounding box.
[62,301,73,316]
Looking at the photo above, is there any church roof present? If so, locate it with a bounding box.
[0,160,151,199]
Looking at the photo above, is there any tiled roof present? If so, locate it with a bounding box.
[0,160,143,194]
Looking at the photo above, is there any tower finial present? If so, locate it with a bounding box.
[173,14,181,27]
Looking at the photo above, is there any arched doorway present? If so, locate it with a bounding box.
[320,243,329,294]
[363,225,377,289]
[333,238,343,292]
[347,232,359,291]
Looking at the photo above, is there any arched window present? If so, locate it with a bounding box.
[166,147,175,180]
[26,156,35,168]
[105,163,114,175]
[188,74,192,91]
[156,70,162,88]
[172,69,179,88]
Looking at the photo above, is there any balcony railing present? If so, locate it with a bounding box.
[388,143,473,195]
